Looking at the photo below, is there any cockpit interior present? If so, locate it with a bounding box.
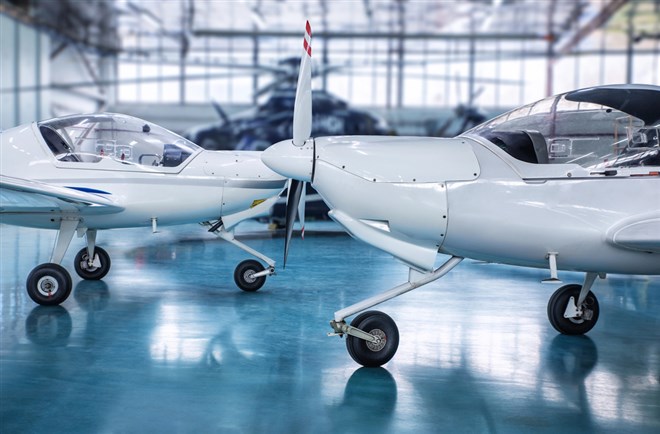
[38,113,201,172]
[468,87,660,169]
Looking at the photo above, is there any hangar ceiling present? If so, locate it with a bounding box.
[1,0,659,114]
[6,0,654,54]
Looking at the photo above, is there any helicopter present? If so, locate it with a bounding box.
[185,88,393,151]
[262,21,660,367]
[184,57,393,151]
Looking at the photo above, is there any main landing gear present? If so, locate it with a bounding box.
[74,246,111,280]
[26,263,72,306]
[329,258,603,367]
[26,222,110,306]
[547,272,600,335]
[204,220,275,292]
[26,219,277,305]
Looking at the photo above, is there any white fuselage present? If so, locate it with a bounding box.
[279,135,660,276]
[1,122,286,230]
[444,135,659,274]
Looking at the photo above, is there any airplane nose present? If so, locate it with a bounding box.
[261,139,314,182]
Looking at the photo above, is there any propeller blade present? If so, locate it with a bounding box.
[298,182,306,239]
[284,179,304,268]
[292,21,313,147]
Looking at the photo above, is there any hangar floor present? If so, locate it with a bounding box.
[1,221,659,433]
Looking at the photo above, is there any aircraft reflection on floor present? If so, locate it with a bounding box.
[1,222,659,433]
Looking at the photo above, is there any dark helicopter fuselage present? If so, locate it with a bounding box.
[185,89,393,151]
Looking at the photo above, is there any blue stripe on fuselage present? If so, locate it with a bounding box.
[66,186,111,195]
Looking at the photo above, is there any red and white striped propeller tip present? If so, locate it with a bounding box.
[304,21,312,57]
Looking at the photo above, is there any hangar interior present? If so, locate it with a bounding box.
[1,1,660,433]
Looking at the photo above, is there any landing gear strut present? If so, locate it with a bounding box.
[205,221,276,292]
[330,256,464,367]
[26,219,79,306]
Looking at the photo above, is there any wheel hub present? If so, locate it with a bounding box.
[81,254,99,271]
[366,329,386,352]
[37,276,59,297]
[242,269,257,284]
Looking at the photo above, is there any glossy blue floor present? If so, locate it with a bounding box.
[1,221,659,433]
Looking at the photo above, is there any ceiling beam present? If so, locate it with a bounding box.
[555,0,629,57]
[192,28,548,41]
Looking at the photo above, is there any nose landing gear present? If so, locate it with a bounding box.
[205,221,276,292]
[344,311,399,367]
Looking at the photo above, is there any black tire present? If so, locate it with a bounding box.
[74,247,111,280]
[547,284,600,335]
[26,263,73,306]
[345,311,376,363]
[234,259,266,292]
[346,311,399,367]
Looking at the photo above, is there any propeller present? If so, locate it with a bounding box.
[283,179,306,267]
[293,20,313,147]
[280,20,313,268]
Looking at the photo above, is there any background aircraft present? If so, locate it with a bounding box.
[262,22,660,367]
[185,89,393,152]
[184,56,393,151]
[0,113,287,306]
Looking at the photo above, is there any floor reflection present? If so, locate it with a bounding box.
[328,367,398,432]
[1,222,659,433]
[25,305,72,347]
[73,280,111,312]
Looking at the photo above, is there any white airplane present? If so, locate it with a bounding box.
[1,112,287,306]
[261,21,660,367]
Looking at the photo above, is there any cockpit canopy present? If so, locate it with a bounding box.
[467,85,660,169]
[39,113,201,172]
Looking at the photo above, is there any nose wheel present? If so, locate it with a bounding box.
[26,263,73,306]
[345,311,400,367]
[547,284,600,335]
[234,259,268,292]
[205,222,276,292]
[74,247,111,280]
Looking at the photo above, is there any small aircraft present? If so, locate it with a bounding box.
[0,112,287,306]
[261,21,660,367]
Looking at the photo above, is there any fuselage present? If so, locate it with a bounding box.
[1,121,286,230]
[445,135,659,275]
[267,134,660,276]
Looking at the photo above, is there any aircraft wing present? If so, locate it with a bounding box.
[0,175,124,215]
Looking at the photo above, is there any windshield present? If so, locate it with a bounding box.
[38,113,201,171]
[467,88,660,169]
